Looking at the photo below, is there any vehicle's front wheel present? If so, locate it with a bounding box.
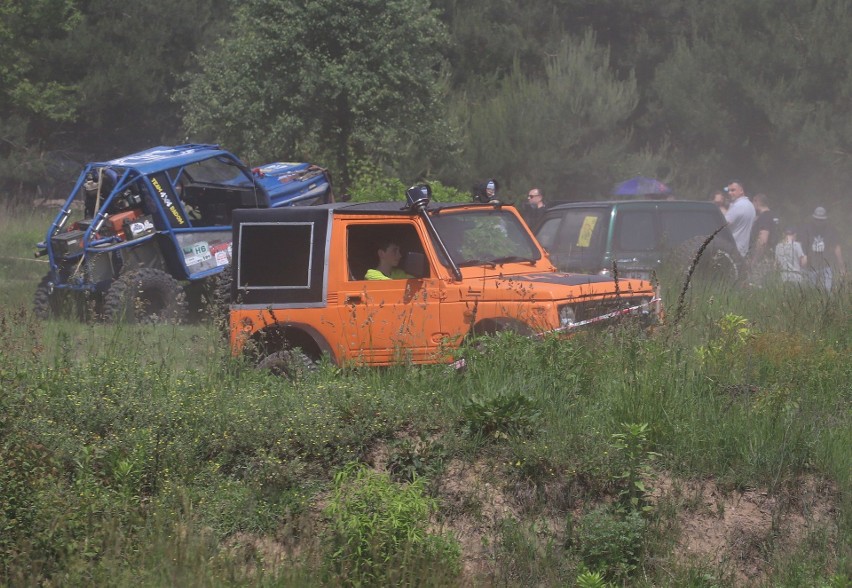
[33,274,91,320]
[104,268,188,324]
[257,349,317,380]
[664,235,741,286]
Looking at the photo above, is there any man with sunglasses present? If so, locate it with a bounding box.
[521,187,547,229]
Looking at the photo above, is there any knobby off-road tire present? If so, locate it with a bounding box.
[104,268,188,324]
[257,349,317,381]
[33,273,90,320]
[664,235,742,286]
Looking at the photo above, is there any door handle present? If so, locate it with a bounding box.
[345,295,362,304]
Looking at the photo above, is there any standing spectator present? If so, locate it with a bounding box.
[748,193,779,284]
[724,180,756,257]
[775,227,807,283]
[800,206,845,289]
[749,193,778,259]
[520,187,547,229]
[711,190,728,215]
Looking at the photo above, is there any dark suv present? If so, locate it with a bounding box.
[534,200,741,282]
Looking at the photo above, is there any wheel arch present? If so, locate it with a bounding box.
[471,316,535,337]
[249,322,337,365]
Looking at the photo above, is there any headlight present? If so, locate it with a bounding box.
[558,305,576,328]
[625,298,653,317]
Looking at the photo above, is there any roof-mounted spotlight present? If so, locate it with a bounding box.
[405,183,432,211]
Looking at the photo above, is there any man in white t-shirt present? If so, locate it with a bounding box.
[724,180,756,257]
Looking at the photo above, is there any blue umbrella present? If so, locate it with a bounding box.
[612,176,671,196]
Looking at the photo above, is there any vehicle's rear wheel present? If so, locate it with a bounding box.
[33,274,91,320]
[257,349,317,380]
[104,268,188,324]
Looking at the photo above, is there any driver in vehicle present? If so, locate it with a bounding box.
[365,240,413,280]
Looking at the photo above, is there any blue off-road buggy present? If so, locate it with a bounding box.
[34,144,334,323]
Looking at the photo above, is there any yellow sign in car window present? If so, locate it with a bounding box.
[577,216,598,248]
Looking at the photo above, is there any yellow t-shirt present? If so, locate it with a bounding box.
[364,268,413,280]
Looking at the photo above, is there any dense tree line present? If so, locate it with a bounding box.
[3,0,852,213]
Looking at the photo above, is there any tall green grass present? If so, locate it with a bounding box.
[0,201,55,308]
[0,201,849,585]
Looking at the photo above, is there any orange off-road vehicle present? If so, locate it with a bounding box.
[228,185,660,374]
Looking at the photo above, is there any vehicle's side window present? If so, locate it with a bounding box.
[660,210,726,248]
[535,217,562,250]
[346,223,429,281]
[555,210,607,254]
[615,211,656,251]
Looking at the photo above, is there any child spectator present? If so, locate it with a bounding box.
[775,227,807,283]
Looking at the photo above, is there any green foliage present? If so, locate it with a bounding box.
[182,0,453,187]
[610,422,660,513]
[386,435,446,483]
[347,157,467,203]
[570,506,647,582]
[458,30,638,196]
[323,463,461,585]
[575,569,614,588]
[491,517,573,585]
[462,389,541,441]
[694,313,754,380]
[0,0,81,120]
[57,0,232,152]
[0,0,80,194]
[647,0,852,198]
[0,232,849,585]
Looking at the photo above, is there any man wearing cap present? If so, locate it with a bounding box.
[724,180,756,257]
[484,180,499,203]
[473,179,500,204]
[800,206,845,289]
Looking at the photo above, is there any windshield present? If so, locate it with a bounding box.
[181,156,254,188]
[430,209,541,266]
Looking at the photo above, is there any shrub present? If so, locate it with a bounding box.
[347,158,466,203]
[610,422,660,513]
[323,463,460,586]
[462,389,541,441]
[386,434,446,483]
[570,505,647,582]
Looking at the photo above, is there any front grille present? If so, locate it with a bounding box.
[575,296,652,323]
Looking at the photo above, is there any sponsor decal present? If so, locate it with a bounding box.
[257,162,300,173]
[577,216,598,247]
[151,176,186,226]
[210,240,233,265]
[128,218,155,238]
[209,241,231,255]
[182,241,212,266]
